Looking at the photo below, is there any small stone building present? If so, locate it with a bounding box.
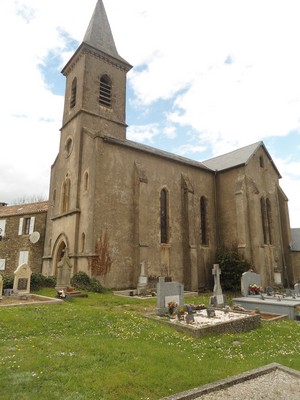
[41,0,295,290]
[0,201,47,275]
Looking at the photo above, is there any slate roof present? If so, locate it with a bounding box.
[103,136,211,171]
[0,201,48,217]
[291,228,300,251]
[202,141,281,177]
[83,0,131,67]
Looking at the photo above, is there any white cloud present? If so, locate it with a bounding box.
[0,0,299,227]
[127,124,160,143]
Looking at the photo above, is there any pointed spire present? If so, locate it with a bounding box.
[83,0,129,66]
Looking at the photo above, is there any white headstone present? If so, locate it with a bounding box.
[241,271,261,296]
[13,263,32,294]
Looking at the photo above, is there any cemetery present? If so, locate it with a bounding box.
[1,261,300,399]
[232,270,300,321]
[0,264,62,307]
[146,274,261,338]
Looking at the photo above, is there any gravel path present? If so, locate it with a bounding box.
[194,369,300,399]
[162,364,300,400]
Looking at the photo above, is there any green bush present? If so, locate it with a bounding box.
[71,272,104,293]
[1,273,56,291]
[30,273,56,291]
[71,271,91,289]
[43,275,56,288]
[30,272,44,291]
[90,277,104,293]
[2,275,14,289]
[216,244,249,292]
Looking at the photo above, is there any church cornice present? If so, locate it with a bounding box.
[62,43,132,76]
[60,108,128,132]
[51,208,81,221]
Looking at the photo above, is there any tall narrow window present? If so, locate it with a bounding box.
[200,196,208,245]
[18,217,35,235]
[99,75,111,107]
[70,77,77,108]
[84,171,89,191]
[24,217,31,235]
[160,188,169,244]
[259,155,264,168]
[81,232,86,253]
[266,198,273,244]
[260,197,267,244]
[61,178,71,213]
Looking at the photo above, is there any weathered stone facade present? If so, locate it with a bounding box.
[40,0,296,290]
[0,202,47,275]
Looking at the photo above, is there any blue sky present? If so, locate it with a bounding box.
[0,0,300,227]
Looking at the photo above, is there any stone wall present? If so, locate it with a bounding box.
[0,205,47,275]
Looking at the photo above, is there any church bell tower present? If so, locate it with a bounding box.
[43,0,132,278]
[61,0,132,139]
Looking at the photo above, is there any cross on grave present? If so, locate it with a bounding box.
[212,264,222,295]
[209,264,226,308]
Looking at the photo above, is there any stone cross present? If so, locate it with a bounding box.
[212,264,222,295]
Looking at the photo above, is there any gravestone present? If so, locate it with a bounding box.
[206,308,216,318]
[13,263,32,295]
[0,275,3,299]
[56,248,72,290]
[137,260,148,292]
[212,264,222,295]
[274,272,282,285]
[209,264,226,307]
[266,286,273,296]
[295,283,300,296]
[241,271,261,296]
[157,277,184,315]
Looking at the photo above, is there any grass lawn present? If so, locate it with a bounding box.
[0,290,299,399]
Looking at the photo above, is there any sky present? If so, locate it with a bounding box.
[0,0,300,227]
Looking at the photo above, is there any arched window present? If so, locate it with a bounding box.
[200,196,208,245]
[99,75,112,107]
[160,188,169,244]
[70,77,77,108]
[61,177,71,213]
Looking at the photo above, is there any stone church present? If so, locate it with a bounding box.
[39,0,295,290]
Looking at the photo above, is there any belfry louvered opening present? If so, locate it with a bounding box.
[99,75,112,106]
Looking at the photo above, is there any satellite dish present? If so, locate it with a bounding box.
[29,231,40,244]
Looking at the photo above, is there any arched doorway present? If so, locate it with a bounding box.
[52,239,67,276]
